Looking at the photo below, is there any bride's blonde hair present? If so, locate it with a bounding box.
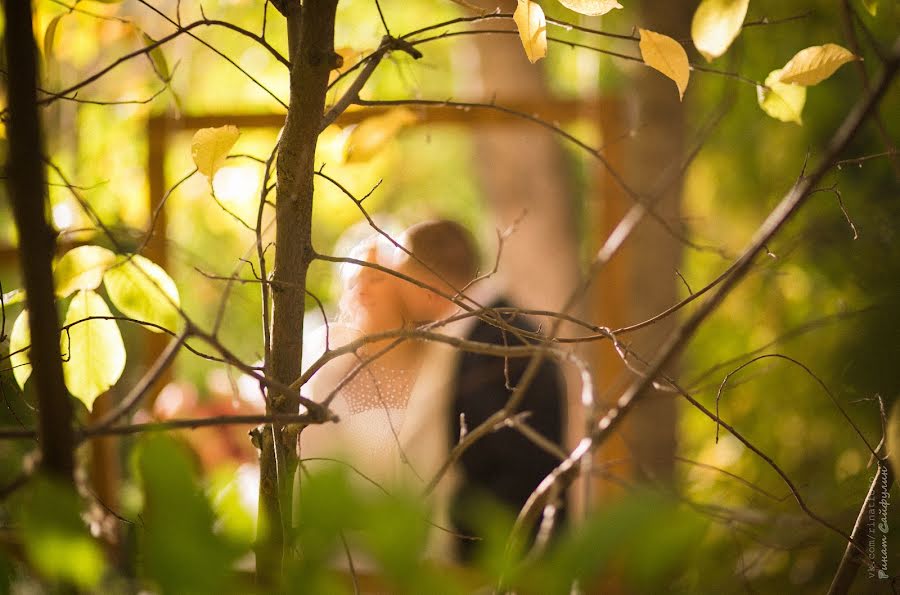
[336,235,405,326]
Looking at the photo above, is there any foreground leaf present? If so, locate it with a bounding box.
[136,436,240,594]
[54,245,116,298]
[639,28,690,100]
[691,0,748,62]
[558,0,623,16]
[777,43,860,86]
[191,125,240,179]
[103,255,181,332]
[10,310,31,389]
[61,290,126,411]
[757,69,806,124]
[513,0,547,64]
[344,108,418,163]
[18,476,106,589]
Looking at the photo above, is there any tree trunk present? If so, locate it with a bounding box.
[4,0,76,482]
[620,0,689,485]
[255,0,339,583]
[464,1,582,319]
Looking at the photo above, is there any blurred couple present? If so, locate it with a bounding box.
[299,219,566,564]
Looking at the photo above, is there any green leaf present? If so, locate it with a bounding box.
[757,69,806,124]
[10,310,31,389]
[208,467,256,545]
[690,0,749,62]
[17,475,106,589]
[862,0,878,16]
[103,255,181,332]
[135,436,240,594]
[54,245,116,298]
[61,290,126,410]
[141,32,171,82]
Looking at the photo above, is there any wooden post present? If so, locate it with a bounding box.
[588,98,635,503]
[144,116,173,407]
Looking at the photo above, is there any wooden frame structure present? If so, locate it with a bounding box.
[142,96,636,511]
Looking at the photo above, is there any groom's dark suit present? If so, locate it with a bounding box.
[448,298,566,561]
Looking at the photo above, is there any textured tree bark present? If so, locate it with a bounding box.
[4,0,76,482]
[255,0,339,583]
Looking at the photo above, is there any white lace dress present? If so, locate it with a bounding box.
[299,325,425,489]
[326,358,422,486]
[297,323,462,564]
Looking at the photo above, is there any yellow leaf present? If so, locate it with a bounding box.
[639,28,690,100]
[61,290,126,411]
[513,0,547,64]
[329,47,366,85]
[777,44,860,86]
[10,310,31,390]
[191,125,240,179]
[757,69,806,124]
[43,14,64,60]
[691,0,749,62]
[558,0,622,16]
[54,245,116,298]
[344,108,418,163]
[862,0,878,17]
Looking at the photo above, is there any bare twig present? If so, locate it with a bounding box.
[713,353,877,457]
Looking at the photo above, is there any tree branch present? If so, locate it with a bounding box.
[511,37,900,555]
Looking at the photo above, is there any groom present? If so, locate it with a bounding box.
[393,219,566,562]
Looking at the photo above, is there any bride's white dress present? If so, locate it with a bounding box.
[326,357,419,484]
[297,323,461,563]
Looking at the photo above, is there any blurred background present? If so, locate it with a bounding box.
[0,0,897,592]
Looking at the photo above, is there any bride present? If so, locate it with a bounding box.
[299,237,426,487]
[297,236,461,566]
[296,235,465,565]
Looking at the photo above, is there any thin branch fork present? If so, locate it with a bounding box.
[321,35,422,131]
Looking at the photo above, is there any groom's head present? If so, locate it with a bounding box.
[394,219,478,322]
